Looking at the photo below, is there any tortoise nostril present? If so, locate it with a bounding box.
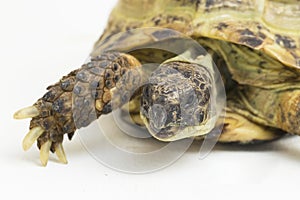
[149,104,167,131]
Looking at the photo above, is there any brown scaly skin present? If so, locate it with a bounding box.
[29,70,77,152]
[17,52,142,165]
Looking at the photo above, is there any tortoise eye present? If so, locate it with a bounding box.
[197,111,205,123]
[143,85,151,98]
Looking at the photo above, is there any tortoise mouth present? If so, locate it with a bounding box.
[140,112,179,140]
[140,112,216,142]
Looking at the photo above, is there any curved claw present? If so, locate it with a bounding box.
[55,143,68,164]
[22,127,44,151]
[40,141,52,166]
[14,106,40,119]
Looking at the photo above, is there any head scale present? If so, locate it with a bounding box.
[140,61,215,141]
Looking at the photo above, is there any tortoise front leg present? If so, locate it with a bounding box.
[14,52,141,166]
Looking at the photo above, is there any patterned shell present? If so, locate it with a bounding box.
[94,0,300,69]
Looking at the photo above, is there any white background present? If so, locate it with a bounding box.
[1,0,300,199]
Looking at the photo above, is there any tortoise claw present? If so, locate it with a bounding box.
[20,123,69,166]
[15,52,142,166]
[13,106,40,119]
[40,141,52,166]
[22,127,44,151]
[55,143,68,164]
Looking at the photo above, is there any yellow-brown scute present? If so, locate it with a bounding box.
[278,90,300,135]
[97,0,300,69]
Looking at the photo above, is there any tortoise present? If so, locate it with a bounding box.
[14,0,300,166]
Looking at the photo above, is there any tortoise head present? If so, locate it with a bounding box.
[140,60,216,141]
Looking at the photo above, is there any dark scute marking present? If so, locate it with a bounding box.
[153,18,161,25]
[152,30,180,40]
[205,0,214,7]
[115,30,134,44]
[176,0,201,10]
[240,29,254,36]
[195,0,201,10]
[257,32,266,39]
[239,37,263,48]
[216,22,228,31]
[275,34,296,49]
[98,34,114,48]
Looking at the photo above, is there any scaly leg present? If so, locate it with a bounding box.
[14,52,141,166]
